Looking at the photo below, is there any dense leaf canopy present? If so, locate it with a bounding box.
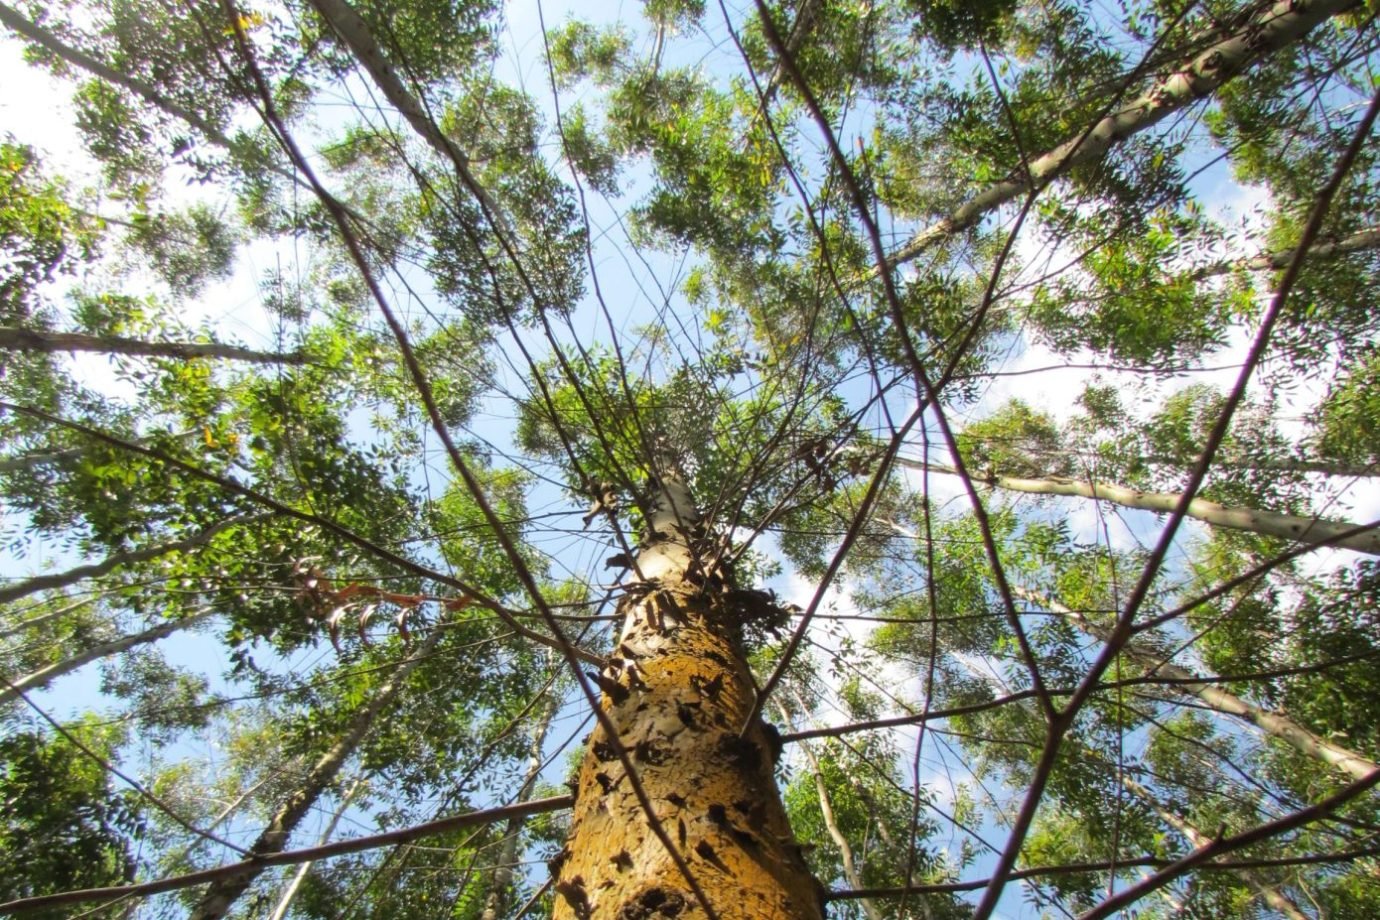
[2,0,1380,917]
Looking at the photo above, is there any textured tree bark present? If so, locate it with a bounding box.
[552,474,824,920]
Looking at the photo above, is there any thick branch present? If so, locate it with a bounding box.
[0,327,306,365]
[0,446,85,475]
[479,689,558,920]
[0,515,267,607]
[1013,446,1380,481]
[0,402,601,666]
[902,459,1380,556]
[0,597,95,642]
[0,608,216,707]
[0,2,230,144]
[826,844,1380,899]
[758,0,823,109]
[0,431,198,477]
[887,0,1358,269]
[1017,587,1380,782]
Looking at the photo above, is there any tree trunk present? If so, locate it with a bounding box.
[552,473,824,919]
[0,608,216,706]
[1120,775,1309,920]
[190,629,442,920]
[0,327,306,365]
[479,677,559,920]
[758,0,823,109]
[1016,587,1380,782]
[307,0,512,238]
[904,461,1380,556]
[0,1,331,202]
[0,445,85,475]
[0,597,96,642]
[0,431,199,478]
[266,778,362,920]
[1192,225,1380,280]
[1003,446,1380,481]
[775,700,883,920]
[885,0,1356,270]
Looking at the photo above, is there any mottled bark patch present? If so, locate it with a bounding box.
[616,887,687,918]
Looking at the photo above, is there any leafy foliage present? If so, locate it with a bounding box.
[2,0,1380,917]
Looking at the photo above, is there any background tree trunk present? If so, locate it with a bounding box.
[1018,587,1379,781]
[479,678,559,920]
[1120,775,1309,920]
[904,461,1380,555]
[0,515,266,607]
[190,629,442,920]
[0,327,305,365]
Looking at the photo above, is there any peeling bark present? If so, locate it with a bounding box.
[553,474,824,919]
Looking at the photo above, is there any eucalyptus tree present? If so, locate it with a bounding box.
[2,0,1380,919]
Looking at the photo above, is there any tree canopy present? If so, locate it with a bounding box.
[2,0,1380,917]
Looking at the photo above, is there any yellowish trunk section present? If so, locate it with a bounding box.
[552,583,824,920]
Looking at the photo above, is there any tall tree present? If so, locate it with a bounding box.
[2,0,1380,918]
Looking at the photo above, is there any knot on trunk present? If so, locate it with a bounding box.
[616,886,687,919]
